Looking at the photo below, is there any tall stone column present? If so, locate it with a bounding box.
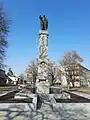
[38,30,48,62]
[38,30,49,80]
[36,15,50,93]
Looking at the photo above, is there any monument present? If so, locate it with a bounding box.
[36,15,50,93]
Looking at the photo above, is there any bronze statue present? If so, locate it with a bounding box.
[39,15,48,30]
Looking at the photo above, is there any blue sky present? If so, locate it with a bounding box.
[3,0,90,75]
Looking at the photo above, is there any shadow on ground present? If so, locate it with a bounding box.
[0,102,90,120]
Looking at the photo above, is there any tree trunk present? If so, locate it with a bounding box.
[33,76,36,87]
[32,76,36,93]
[50,75,54,86]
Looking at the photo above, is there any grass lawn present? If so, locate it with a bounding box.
[0,85,17,95]
[0,85,17,91]
[77,86,90,94]
[0,85,14,89]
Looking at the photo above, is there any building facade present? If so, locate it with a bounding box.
[65,64,89,87]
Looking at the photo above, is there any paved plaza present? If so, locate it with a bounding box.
[0,103,90,120]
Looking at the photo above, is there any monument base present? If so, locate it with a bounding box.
[36,79,50,93]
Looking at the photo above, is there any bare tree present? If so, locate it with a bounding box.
[25,60,38,87]
[47,62,61,86]
[19,73,24,80]
[60,51,83,67]
[60,51,84,87]
[0,3,10,68]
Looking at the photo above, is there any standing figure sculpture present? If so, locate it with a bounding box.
[39,15,48,30]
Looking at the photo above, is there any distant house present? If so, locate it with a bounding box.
[7,76,18,85]
[86,71,90,85]
[0,69,7,85]
[5,68,18,85]
[81,65,90,86]
[25,72,33,84]
[65,64,90,87]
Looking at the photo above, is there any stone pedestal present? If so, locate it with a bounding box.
[36,79,50,93]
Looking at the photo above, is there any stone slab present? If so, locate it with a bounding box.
[14,93,37,110]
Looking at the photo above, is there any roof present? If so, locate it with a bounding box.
[65,63,90,72]
[80,65,90,71]
[0,69,5,72]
